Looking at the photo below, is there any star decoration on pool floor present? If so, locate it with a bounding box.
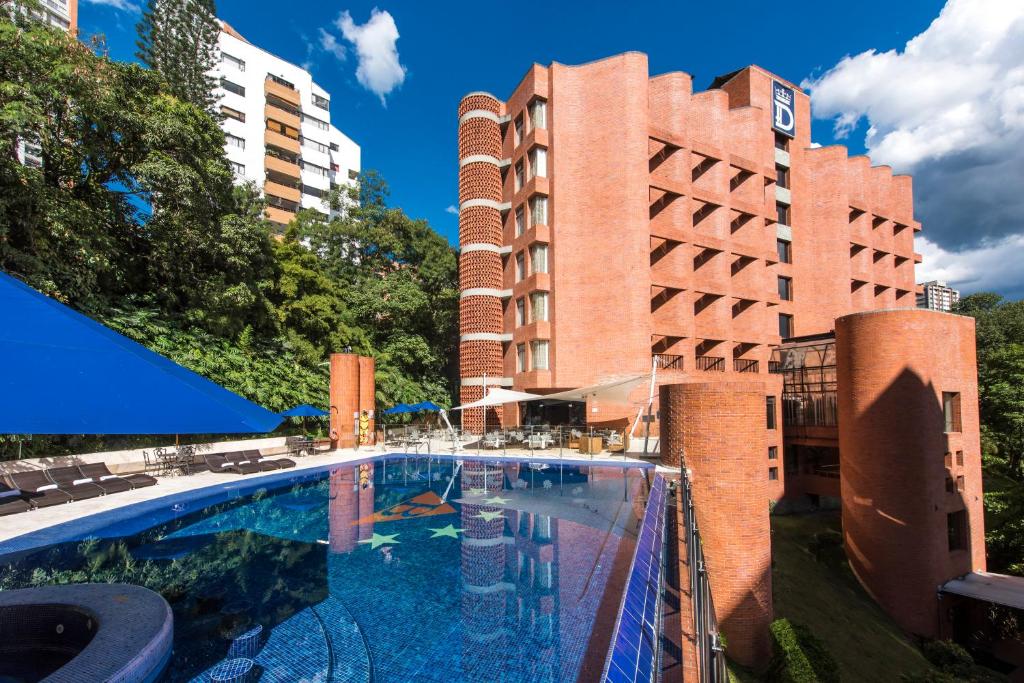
[357,532,399,549]
[475,510,504,522]
[465,487,487,497]
[483,496,510,505]
[428,524,465,539]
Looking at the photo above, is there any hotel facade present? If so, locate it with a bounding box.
[457,53,987,669]
[211,22,360,229]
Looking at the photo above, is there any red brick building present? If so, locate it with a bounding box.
[457,53,986,668]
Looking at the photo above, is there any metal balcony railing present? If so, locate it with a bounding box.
[696,356,725,372]
[654,353,684,370]
[733,358,759,374]
[768,360,783,374]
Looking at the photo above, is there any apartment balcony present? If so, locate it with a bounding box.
[265,179,300,203]
[265,205,294,225]
[265,76,300,107]
[653,353,685,371]
[734,358,760,374]
[265,103,300,130]
[265,129,300,155]
[696,356,725,372]
[265,154,300,181]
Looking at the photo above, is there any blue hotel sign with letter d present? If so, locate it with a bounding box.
[772,81,796,138]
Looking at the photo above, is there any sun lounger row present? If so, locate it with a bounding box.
[205,450,296,475]
[0,463,158,516]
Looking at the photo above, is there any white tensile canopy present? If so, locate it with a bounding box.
[452,375,648,411]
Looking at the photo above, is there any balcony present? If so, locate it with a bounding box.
[265,154,300,181]
[265,103,300,130]
[734,358,760,373]
[265,129,300,155]
[768,360,783,374]
[654,353,684,371]
[696,356,725,372]
[265,76,300,107]
[265,205,294,225]
[265,179,300,203]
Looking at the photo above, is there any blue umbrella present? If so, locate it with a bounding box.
[409,401,442,412]
[0,272,283,434]
[279,404,329,418]
[383,403,415,415]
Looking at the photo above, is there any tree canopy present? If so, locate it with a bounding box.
[136,0,221,112]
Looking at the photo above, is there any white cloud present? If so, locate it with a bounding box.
[445,205,458,215]
[916,234,1024,297]
[334,8,407,106]
[803,0,1024,270]
[318,28,346,61]
[83,0,138,11]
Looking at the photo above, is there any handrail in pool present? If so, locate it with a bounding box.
[601,473,669,683]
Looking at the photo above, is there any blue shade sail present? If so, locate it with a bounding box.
[408,401,442,412]
[279,404,330,418]
[382,403,415,415]
[0,272,283,434]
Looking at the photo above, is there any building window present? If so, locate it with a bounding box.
[515,298,525,326]
[515,252,525,282]
[943,392,962,433]
[530,292,548,322]
[531,340,549,370]
[767,396,777,430]
[947,510,967,551]
[777,238,792,264]
[225,133,245,150]
[774,132,789,151]
[778,276,793,301]
[302,137,329,154]
[515,207,525,237]
[777,202,790,226]
[514,161,524,192]
[769,446,778,460]
[956,450,964,466]
[266,119,299,140]
[302,113,330,131]
[530,99,547,130]
[769,467,779,481]
[779,313,794,338]
[529,147,547,179]
[946,476,956,493]
[220,78,245,97]
[267,73,295,90]
[530,244,548,274]
[221,105,245,122]
[302,184,325,198]
[312,94,330,111]
[956,475,965,493]
[517,343,527,373]
[776,164,789,189]
[229,161,245,175]
[301,161,330,178]
[222,52,245,71]
[530,196,547,227]
[513,114,524,146]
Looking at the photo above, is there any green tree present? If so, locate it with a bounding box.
[135,0,221,112]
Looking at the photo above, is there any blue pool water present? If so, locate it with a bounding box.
[0,456,653,682]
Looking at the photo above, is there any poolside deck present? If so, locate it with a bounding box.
[0,446,657,546]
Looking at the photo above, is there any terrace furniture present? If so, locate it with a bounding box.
[7,471,74,506]
[77,463,157,490]
[607,432,629,454]
[482,433,506,449]
[205,453,262,475]
[579,436,604,454]
[45,466,107,500]
[239,450,296,470]
[527,434,551,450]
[0,481,33,515]
[71,466,133,495]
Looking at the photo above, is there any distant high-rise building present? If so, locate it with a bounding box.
[917,280,960,311]
[34,0,77,32]
[210,21,360,230]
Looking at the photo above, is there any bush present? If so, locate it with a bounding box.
[768,618,840,682]
[922,640,973,678]
[807,529,845,569]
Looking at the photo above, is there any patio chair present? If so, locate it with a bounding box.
[77,463,157,490]
[482,432,505,449]
[527,434,546,450]
[0,479,33,515]
[7,470,74,506]
[206,453,262,475]
[46,466,107,500]
[241,450,296,470]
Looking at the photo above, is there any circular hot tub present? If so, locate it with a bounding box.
[0,584,172,683]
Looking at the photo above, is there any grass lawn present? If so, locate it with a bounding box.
[769,511,938,682]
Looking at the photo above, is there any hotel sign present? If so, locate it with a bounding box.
[772,81,796,138]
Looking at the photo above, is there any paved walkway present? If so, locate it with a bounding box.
[0,446,654,546]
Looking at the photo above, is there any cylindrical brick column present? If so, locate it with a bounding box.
[329,353,376,448]
[837,309,983,638]
[458,92,505,433]
[660,381,773,669]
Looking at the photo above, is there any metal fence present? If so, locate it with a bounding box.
[679,465,727,683]
[382,424,637,460]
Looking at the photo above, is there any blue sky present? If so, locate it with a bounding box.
[82,0,1024,297]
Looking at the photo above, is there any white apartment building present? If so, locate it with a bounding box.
[916,280,961,312]
[210,22,360,229]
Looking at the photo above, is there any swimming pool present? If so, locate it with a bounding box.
[0,455,654,682]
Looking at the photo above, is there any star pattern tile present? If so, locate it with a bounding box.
[428,524,465,539]
[357,532,399,549]
[483,496,510,505]
[475,509,504,522]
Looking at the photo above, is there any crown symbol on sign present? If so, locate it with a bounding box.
[775,87,793,105]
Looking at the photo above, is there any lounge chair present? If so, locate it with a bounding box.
[206,453,262,475]
[227,450,276,472]
[0,480,33,515]
[77,463,157,491]
[45,466,107,500]
[245,450,296,470]
[7,471,74,507]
